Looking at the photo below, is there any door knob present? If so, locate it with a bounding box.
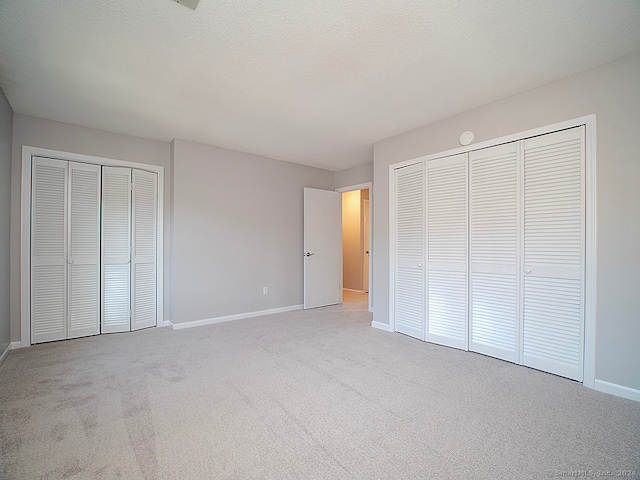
[525,269,531,274]
[304,252,315,257]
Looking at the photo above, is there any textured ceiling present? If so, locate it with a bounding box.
[1,1,640,171]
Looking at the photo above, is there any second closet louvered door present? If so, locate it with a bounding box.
[67,162,101,339]
[469,142,519,362]
[102,167,132,333]
[426,154,468,350]
[131,170,157,331]
[394,163,425,340]
[522,127,585,381]
[31,158,68,344]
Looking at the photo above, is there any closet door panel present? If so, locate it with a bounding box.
[426,154,468,350]
[102,167,132,333]
[131,170,158,331]
[31,158,68,344]
[523,127,584,381]
[469,143,519,362]
[393,163,425,340]
[67,162,101,339]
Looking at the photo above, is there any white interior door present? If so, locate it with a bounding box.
[393,164,425,340]
[303,187,342,309]
[522,127,585,381]
[131,169,158,330]
[31,157,68,344]
[469,142,520,362]
[102,167,132,333]
[67,162,101,339]
[426,154,468,350]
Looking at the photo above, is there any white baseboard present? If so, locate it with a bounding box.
[371,321,393,332]
[593,379,640,403]
[10,341,22,350]
[0,343,10,366]
[168,304,304,331]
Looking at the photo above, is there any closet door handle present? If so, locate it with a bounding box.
[525,269,531,274]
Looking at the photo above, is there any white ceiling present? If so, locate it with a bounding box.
[1,1,640,171]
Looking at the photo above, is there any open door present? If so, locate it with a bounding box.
[304,188,342,309]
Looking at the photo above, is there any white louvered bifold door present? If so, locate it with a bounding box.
[426,154,468,350]
[469,143,520,362]
[31,157,68,344]
[131,169,157,331]
[393,163,425,340]
[67,162,101,339]
[522,127,585,381]
[102,167,132,333]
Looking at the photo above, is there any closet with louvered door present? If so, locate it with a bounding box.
[131,169,158,331]
[425,153,468,350]
[29,158,158,344]
[522,128,584,381]
[390,125,586,381]
[469,142,520,362]
[30,157,101,344]
[67,162,101,339]
[102,167,132,334]
[101,167,159,333]
[393,163,426,340]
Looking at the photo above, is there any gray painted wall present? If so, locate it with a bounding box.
[0,89,12,355]
[10,115,171,342]
[372,51,640,391]
[171,139,334,324]
[334,162,373,190]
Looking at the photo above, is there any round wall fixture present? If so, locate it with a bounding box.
[459,130,474,146]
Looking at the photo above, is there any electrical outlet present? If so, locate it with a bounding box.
[263,286,268,295]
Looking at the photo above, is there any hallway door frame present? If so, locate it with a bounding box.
[336,182,373,312]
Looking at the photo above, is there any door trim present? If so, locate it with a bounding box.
[336,182,373,312]
[20,146,165,347]
[388,114,596,389]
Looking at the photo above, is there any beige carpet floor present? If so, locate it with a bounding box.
[1,292,639,479]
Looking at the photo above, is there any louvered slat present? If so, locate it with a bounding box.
[68,162,101,338]
[522,127,584,381]
[102,167,132,333]
[133,263,156,329]
[469,143,518,362]
[32,265,66,339]
[103,264,131,329]
[31,158,68,343]
[426,154,467,350]
[394,163,425,340]
[427,270,467,342]
[131,169,157,330]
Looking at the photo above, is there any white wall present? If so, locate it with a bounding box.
[10,115,171,342]
[334,162,372,190]
[171,139,334,324]
[0,89,12,355]
[372,51,640,391]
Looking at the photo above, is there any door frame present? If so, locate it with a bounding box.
[20,146,165,347]
[336,182,373,312]
[388,114,596,389]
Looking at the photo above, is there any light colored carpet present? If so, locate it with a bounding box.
[1,292,639,479]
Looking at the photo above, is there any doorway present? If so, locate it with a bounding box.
[341,188,371,309]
